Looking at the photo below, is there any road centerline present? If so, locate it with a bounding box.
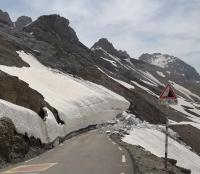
[118,146,122,151]
[122,155,126,163]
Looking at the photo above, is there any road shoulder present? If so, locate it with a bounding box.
[111,133,191,174]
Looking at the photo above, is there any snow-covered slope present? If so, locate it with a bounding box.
[0,98,48,143]
[121,113,200,174]
[139,53,200,82]
[0,51,129,143]
[139,53,176,68]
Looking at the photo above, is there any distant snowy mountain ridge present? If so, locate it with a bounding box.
[139,53,200,81]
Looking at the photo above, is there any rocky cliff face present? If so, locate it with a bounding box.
[92,38,131,59]
[0,117,29,164]
[24,14,78,43]
[0,9,13,27]
[15,16,32,30]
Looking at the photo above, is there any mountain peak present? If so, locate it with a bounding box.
[24,14,78,42]
[139,53,200,80]
[139,53,176,68]
[0,9,13,27]
[15,16,32,30]
[92,38,130,59]
[92,38,115,52]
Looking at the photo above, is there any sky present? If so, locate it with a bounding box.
[0,0,200,73]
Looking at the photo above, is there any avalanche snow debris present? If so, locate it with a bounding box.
[0,51,130,143]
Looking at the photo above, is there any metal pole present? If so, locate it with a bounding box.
[165,105,169,170]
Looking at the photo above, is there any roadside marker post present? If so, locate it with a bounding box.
[158,83,178,170]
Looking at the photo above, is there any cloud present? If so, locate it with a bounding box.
[0,0,200,72]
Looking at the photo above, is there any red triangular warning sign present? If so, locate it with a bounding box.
[159,84,177,99]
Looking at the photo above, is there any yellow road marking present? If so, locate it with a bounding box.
[1,163,57,173]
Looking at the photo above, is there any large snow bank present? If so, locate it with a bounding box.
[0,51,129,143]
[0,99,67,144]
[122,113,200,174]
[43,107,65,143]
[0,99,47,143]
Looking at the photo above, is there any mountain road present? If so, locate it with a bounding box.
[0,130,133,174]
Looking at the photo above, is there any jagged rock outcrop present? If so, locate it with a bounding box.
[92,38,130,59]
[23,14,101,83]
[15,16,32,30]
[0,9,13,27]
[24,14,78,43]
[0,36,29,67]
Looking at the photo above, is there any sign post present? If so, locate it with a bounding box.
[158,83,178,170]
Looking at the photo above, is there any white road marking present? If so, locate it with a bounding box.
[122,155,126,163]
[59,143,64,147]
[120,173,125,174]
[25,156,39,163]
[118,146,122,151]
[47,149,54,153]
[112,141,116,145]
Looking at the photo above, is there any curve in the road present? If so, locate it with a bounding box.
[0,131,133,174]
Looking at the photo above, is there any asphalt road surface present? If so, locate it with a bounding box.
[0,130,133,174]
